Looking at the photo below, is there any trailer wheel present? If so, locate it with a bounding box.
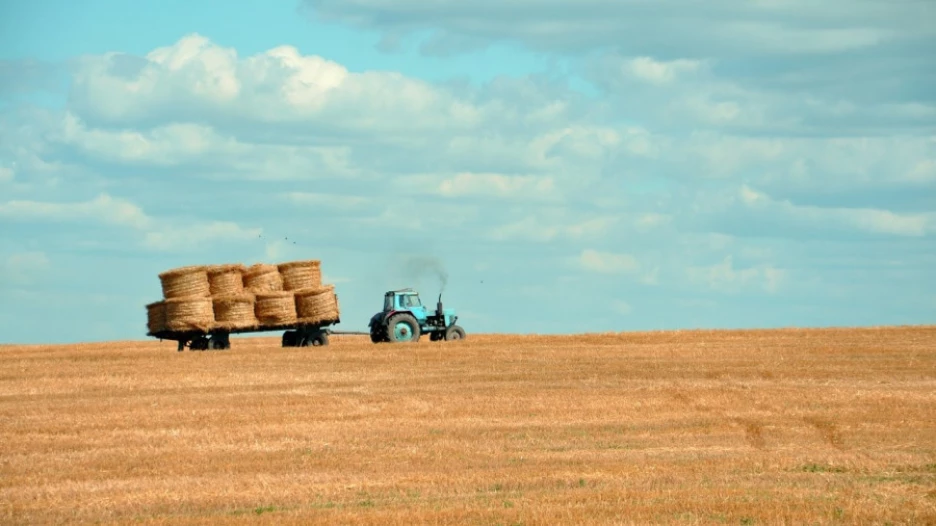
[282,331,298,347]
[209,334,230,350]
[310,332,328,346]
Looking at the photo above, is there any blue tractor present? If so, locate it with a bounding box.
[368,288,465,343]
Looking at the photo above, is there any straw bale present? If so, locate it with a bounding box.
[159,265,210,299]
[243,263,283,293]
[206,263,246,296]
[164,297,215,332]
[146,301,166,335]
[212,293,257,331]
[255,291,297,326]
[295,285,340,324]
[277,260,322,291]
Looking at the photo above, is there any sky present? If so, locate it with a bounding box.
[0,0,934,344]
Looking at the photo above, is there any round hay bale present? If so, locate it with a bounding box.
[164,297,214,332]
[255,291,297,326]
[295,285,340,324]
[206,263,246,296]
[243,263,283,293]
[212,293,257,331]
[159,265,210,299]
[277,260,322,291]
[146,300,166,334]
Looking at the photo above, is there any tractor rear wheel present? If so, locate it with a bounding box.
[386,313,420,343]
[445,325,466,341]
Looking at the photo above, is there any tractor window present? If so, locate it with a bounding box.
[384,295,393,311]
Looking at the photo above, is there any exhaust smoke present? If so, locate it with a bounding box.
[402,256,449,294]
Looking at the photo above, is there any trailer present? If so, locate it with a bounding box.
[148,317,366,351]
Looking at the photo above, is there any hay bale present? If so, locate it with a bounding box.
[243,263,283,293]
[212,293,257,331]
[164,297,215,332]
[277,260,322,291]
[159,265,210,299]
[295,285,340,324]
[146,300,166,334]
[206,263,246,296]
[255,291,297,326]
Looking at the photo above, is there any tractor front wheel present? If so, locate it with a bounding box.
[386,313,420,343]
[445,325,466,341]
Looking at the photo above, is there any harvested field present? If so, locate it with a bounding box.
[1,326,935,525]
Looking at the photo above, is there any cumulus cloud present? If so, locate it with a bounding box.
[1,24,934,340]
[68,34,483,135]
[2,251,50,285]
[302,0,933,58]
[0,193,152,229]
[0,193,261,252]
[579,249,640,274]
[737,185,935,237]
[687,255,785,294]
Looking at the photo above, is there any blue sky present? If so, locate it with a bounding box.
[1,0,934,344]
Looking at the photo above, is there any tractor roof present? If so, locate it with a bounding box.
[387,288,417,294]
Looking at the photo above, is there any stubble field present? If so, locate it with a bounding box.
[1,326,935,525]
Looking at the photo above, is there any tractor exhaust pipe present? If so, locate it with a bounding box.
[437,293,444,317]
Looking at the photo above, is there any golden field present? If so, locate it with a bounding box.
[1,326,935,525]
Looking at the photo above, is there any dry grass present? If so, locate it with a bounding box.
[1,326,934,525]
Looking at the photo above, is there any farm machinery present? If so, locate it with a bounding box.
[149,287,465,350]
[368,288,466,343]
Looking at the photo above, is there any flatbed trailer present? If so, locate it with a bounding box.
[148,317,367,351]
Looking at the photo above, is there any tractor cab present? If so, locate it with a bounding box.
[369,288,464,343]
[384,289,424,312]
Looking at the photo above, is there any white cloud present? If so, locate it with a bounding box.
[3,251,50,285]
[69,34,483,134]
[438,172,557,199]
[0,165,13,182]
[738,184,935,237]
[399,172,560,201]
[579,249,640,274]
[284,192,369,208]
[687,255,785,294]
[143,221,262,251]
[302,0,932,57]
[0,193,152,229]
[0,194,262,252]
[625,57,704,85]
[489,214,617,242]
[611,300,633,315]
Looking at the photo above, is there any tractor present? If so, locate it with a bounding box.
[368,288,465,343]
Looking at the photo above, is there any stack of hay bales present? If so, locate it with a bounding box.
[155,266,215,334]
[278,260,340,326]
[207,264,258,332]
[145,259,340,336]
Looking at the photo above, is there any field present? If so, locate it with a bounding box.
[2,326,935,525]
